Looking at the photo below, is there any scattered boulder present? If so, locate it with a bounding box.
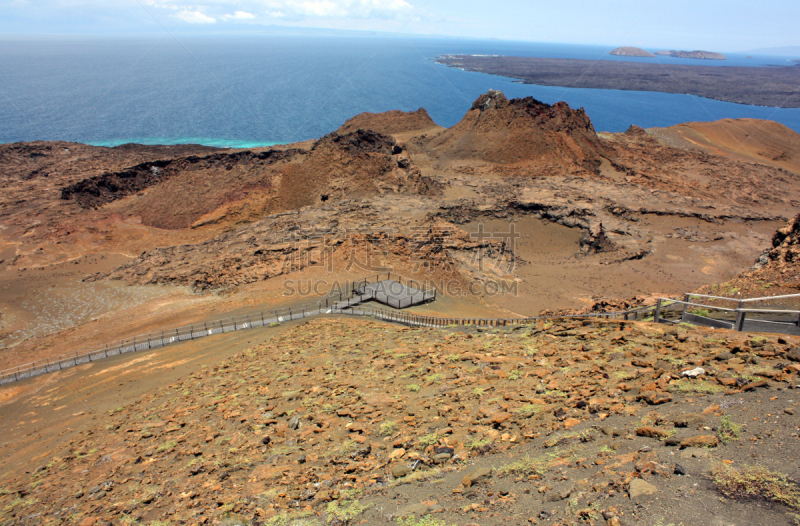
[628,478,657,499]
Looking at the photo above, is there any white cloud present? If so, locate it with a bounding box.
[222,10,256,20]
[256,0,414,19]
[178,10,217,23]
[297,1,343,17]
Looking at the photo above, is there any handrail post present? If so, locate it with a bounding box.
[681,293,690,320]
[653,299,662,324]
[735,301,746,331]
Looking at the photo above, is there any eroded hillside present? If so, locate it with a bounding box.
[2,91,800,369]
[1,317,799,525]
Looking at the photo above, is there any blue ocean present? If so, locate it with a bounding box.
[1,35,799,148]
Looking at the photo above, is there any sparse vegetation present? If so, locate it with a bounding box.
[718,415,742,444]
[264,510,317,526]
[498,454,546,477]
[397,514,457,526]
[514,403,542,415]
[417,433,439,449]
[668,379,725,394]
[157,440,178,452]
[713,464,800,511]
[465,437,493,451]
[325,499,368,524]
[379,421,398,436]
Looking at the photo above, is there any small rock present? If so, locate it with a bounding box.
[601,426,622,437]
[673,413,704,428]
[546,483,573,502]
[680,447,712,460]
[637,391,672,405]
[432,453,452,464]
[680,435,719,449]
[462,467,492,487]
[288,416,300,430]
[636,426,668,439]
[314,489,332,503]
[261,436,271,445]
[786,348,800,362]
[715,352,734,361]
[785,408,795,415]
[674,464,687,475]
[490,412,512,425]
[682,367,705,378]
[628,478,657,499]
[392,465,411,478]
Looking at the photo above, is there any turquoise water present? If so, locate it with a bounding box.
[88,137,280,149]
[1,35,798,147]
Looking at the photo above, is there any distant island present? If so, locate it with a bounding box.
[655,50,727,60]
[609,46,656,57]
[436,55,800,107]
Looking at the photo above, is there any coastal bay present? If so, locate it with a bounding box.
[437,54,800,108]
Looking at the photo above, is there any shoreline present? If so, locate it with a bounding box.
[437,54,800,108]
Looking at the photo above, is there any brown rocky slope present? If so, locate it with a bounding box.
[1,317,799,525]
[421,90,609,173]
[60,129,437,231]
[336,108,441,136]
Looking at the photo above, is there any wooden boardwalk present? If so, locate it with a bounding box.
[335,279,435,310]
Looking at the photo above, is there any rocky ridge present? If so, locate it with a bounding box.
[423,91,608,172]
[336,108,440,136]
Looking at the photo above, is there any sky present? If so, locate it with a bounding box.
[0,0,798,52]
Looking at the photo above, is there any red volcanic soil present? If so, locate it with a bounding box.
[648,118,800,175]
